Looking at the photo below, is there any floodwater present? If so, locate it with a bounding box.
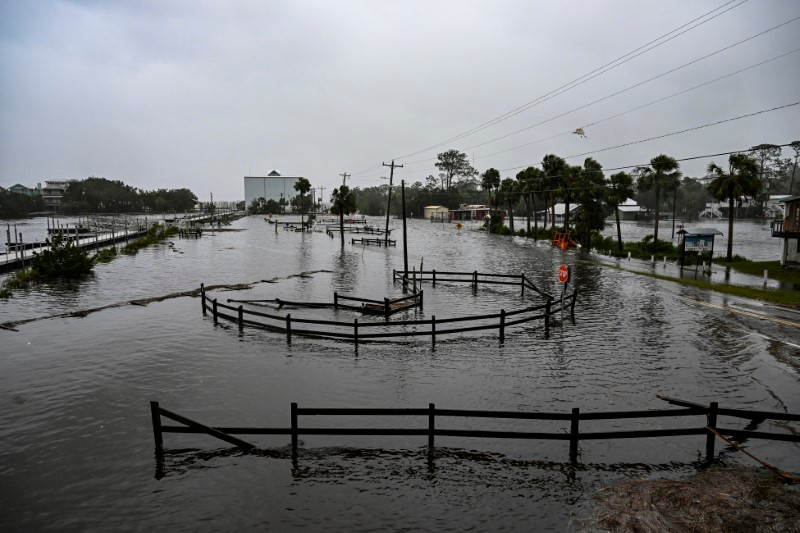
[1,216,799,531]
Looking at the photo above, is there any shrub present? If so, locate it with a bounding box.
[30,233,94,279]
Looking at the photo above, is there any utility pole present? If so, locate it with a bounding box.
[401,180,408,288]
[339,172,350,187]
[382,160,403,244]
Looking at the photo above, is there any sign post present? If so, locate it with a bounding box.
[558,264,570,324]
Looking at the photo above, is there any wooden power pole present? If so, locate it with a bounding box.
[382,160,403,244]
[339,172,351,187]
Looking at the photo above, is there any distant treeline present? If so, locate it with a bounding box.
[60,177,198,214]
[0,177,199,218]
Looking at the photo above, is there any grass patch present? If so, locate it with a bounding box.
[585,260,800,308]
[716,259,800,284]
[93,247,117,263]
[121,224,178,255]
[593,467,800,532]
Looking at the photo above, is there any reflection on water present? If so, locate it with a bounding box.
[0,216,798,531]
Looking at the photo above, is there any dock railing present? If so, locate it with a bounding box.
[150,396,800,465]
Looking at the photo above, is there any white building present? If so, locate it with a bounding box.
[243,171,303,208]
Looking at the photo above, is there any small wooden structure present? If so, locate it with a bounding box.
[424,205,450,222]
[351,238,396,246]
[771,195,800,265]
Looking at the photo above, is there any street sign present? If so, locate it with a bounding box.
[684,235,713,252]
[558,264,569,283]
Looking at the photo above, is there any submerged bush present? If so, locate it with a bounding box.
[94,247,117,263]
[122,224,178,255]
[30,233,94,278]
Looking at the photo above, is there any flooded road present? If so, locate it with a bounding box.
[1,216,798,531]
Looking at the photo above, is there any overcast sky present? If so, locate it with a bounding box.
[1,0,798,201]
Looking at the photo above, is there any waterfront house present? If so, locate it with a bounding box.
[615,198,644,221]
[449,204,505,221]
[771,195,800,265]
[537,203,581,226]
[423,205,449,221]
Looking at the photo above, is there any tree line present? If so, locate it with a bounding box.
[1,176,199,217]
[350,142,799,260]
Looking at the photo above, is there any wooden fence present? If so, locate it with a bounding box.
[149,395,800,465]
[393,269,555,302]
[201,281,574,346]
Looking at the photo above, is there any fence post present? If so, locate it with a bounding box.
[238,305,244,331]
[473,270,478,290]
[521,273,525,295]
[569,407,580,463]
[384,297,390,317]
[354,319,359,346]
[201,283,206,315]
[213,299,218,324]
[705,401,718,462]
[428,403,435,449]
[419,290,423,310]
[570,289,578,319]
[393,269,396,283]
[544,300,551,336]
[286,314,292,344]
[432,269,436,287]
[500,309,506,342]
[150,401,163,452]
[334,292,338,310]
[431,315,436,350]
[291,402,298,451]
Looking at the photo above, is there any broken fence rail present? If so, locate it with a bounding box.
[150,398,800,464]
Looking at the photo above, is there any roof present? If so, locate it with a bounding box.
[537,203,581,215]
[778,195,800,204]
[687,227,723,236]
[424,205,448,210]
[618,205,642,212]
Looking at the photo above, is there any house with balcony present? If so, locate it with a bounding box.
[771,195,800,265]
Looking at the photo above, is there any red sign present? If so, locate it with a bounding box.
[558,264,569,283]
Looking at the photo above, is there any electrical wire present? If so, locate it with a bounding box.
[391,0,750,161]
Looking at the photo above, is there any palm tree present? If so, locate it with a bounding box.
[293,177,312,229]
[635,154,681,247]
[499,178,518,233]
[606,171,634,251]
[516,167,544,235]
[330,185,357,249]
[707,153,760,260]
[481,168,500,231]
[541,154,567,232]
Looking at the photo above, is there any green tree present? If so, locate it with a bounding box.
[606,171,634,251]
[480,168,501,231]
[294,177,312,228]
[560,164,582,231]
[707,153,761,260]
[31,233,94,278]
[635,154,681,247]
[572,157,607,248]
[541,154,567,232]
[435,149,477,190]
[330,185,357,249]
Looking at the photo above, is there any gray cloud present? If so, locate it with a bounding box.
[1,0,798,200]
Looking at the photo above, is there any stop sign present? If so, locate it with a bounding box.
[558,264,569,283]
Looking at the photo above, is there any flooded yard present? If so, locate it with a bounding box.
[1,216,798,531]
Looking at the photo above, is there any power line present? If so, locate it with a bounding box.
[396,15,799,172]
[499,101,800,172]
[471,47,800,164]
[457,15,800,155]
[392,0,749,161]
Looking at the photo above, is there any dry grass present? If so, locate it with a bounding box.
[592,468,800,532]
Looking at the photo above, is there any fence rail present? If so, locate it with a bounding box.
[202,278,574,345]
[393,269,554,301]
[150,398,800,465]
